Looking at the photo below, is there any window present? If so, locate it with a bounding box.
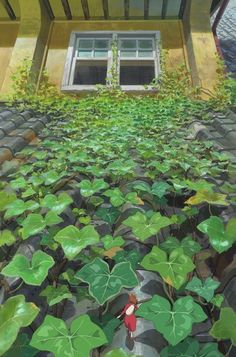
[62,31,161,92]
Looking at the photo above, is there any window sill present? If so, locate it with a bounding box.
[61,85,158,93]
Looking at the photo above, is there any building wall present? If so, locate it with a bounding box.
[0,22,19,90]
[45,20,187,90]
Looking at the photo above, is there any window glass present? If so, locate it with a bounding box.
[138,50,153,58]
[78,39,93,49]
[94,39,109,49]
[78,50,93,58]
[73,60,107,85]
[120,60,155,85]
[120,39,136,49]
[138,39,153,49]
[120,50,136,58]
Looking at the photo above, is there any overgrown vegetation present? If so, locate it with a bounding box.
[0,58,236,356]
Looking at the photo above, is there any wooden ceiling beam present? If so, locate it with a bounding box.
[161,0,168,19]
[81,0,90,19]
[2,0,16,20]
[61,0,72,20]
[179,0,187,18]
[43,0,55,19]
[124,0,129,19]
[144,0,149,19]
[102,0,109,19]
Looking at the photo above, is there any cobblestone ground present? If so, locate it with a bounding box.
[211,0,236,78]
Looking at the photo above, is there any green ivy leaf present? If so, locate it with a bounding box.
[210,307,236,345]
[40,285,72,306]
[160,236,201,257]
[160,337,223,357]
[30,314,107,357]
[54,225,99,260]
[141,246,195,289]
[0,230,16,247]
[113,250,142,270]
[101,235,125,250]
[95,207,120,225]
[0,295,39,356]
[1,251,55,286]
[151,181,171,198]
[197,216,236,253]
[78,179,109,197]
[185,190,229,206]
[123,212,172,241]
[76,257,138,305]
[40,192,73,214]
[44,211,63,226]
[3,333,38,357]
[20,213,46,239]
[0,191,16,211]
[92,313,121,345]
[42,170,62,186]
[104,188,142,207]
[211,294,224,309]
[136,295,207,345]
[185,277,220,302]
[10,177,27,190]
[4,199,39,220]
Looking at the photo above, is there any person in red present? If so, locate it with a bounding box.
[117,294,138,338]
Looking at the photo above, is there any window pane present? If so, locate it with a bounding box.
[120,39,136,49]
[120,61,155,85]
[138,39,153,49]
[120,50,136,58]
[94,39,109,49]
[138,50,153,58]
[94,50,108,58]
[73,61,107,85]
[78,50,93,58]
[78,39,93,49]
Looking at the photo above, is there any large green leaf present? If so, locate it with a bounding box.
[0,191,16,211]
[160,337,223,357]
[197,216,236,253]
[1,251,54,286]
[104,188,142,207]
[53,225,100,260]
[185,277,220,302]
[92,313,121,345]
[95,207,120,225]
[151,181,171,198]
[76,257,138,305]
[185,190,229,206]
[4,199,39,220]
[123,212,172,241]
[30,314,107,357]
[0,295,39,356]
[20,214,46,240]
[101,235,125,250]
[40,192,73,214]
[3,333,38,357]
[0,230,15,247]
[78,179,109,197]
[136,295,207,345]
[160,236,201,257]
[210,307,236,345]
[40,285,72,306]
[141,246,195,289]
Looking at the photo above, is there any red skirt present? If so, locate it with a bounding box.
[124,314,137,332]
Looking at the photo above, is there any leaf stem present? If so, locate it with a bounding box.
[162,281,174,305]
[9,280,24,294]
[225,343,233,357]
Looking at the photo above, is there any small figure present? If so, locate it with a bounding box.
[117,294,138,338]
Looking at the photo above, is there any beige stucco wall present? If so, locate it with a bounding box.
[45,20,187,89]
[0,22,19,90]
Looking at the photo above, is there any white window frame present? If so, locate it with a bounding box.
[62,31,161,92]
